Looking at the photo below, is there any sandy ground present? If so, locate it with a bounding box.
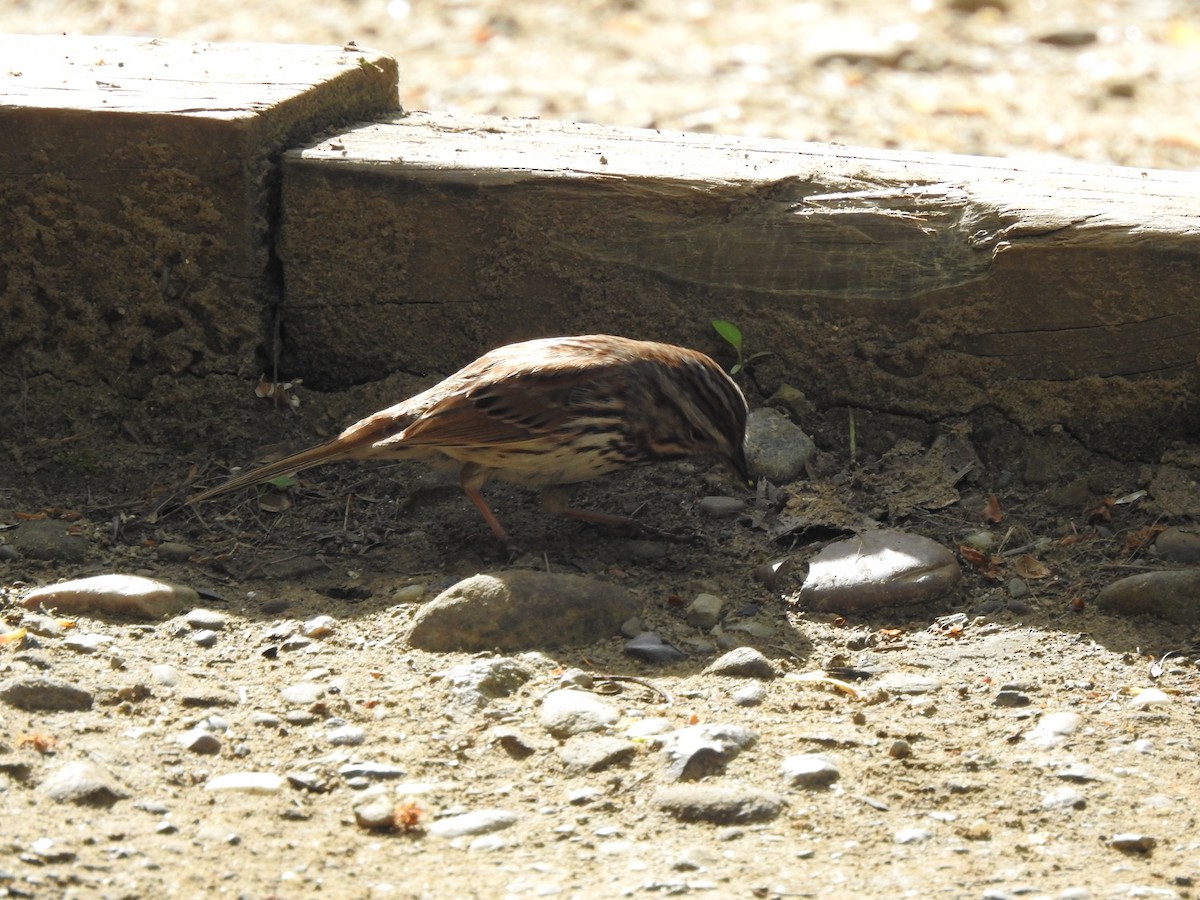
[3,3,1200,900]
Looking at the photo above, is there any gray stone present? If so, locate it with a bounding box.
[876,673,943,695]
[731,682,766,707]
[1156,526,1200,564]
[780,754,840,788]
[178,729,222,755]
[686,593,724,629]
[798,529,961,611]
[428,809,517,838]
[42,760,128,806]
[191,629,219,647]
[1109,833,1157,853]
[62,633,111,654]
[352,786,397,829]
[557,736,637,773]
[540,689,619,738]
[703,646,776,679]
[660,723,758,782]
[9,519,88,563]
[1027,712,1081,750]
[697,496,746,519]
[439,657,533,709]
[406,571,638,651]
[624,632,686,664]
[1095,569,1200,625]
[150,664,181,687]
[894,828,933,844]
[280,682,325,705]
[339,762,407,781]
[184,608,228,630]
[652,785,783,824]
[327,725,366,746]
[744,408,816,483]
[0,676,93,711]
[155,542,196,562]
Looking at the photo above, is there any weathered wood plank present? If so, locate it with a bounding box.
[280,112,1200,457]
[0,35,398,405]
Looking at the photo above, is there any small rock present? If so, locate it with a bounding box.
[557,736,637,773]
[752,557,794,591]
[558,668,594,689]
[994,690,1031,708]
[0,676,93,711]
[1095,570,1200,625]
[1110,833,1156,853]
[392,584,427,604]
[703,646,776,679]
[184,609,228,630]
[624,632,686,664]
[780,754,840,788]
[327,725,367,746]
[1155,526,1200,564]
[352,786,397,829]
[540,690,619,738]
[178,729,222,755]
[149,664,181,687]
[62,633,112,654]
[191,629,219,648]
[686,593,724,629]
[8,519,88,563]
[1027,711,1081,750]
[888,740,912,760]
[660,723,758,782]
[428,809,517,839]
[492,727,540,760]
[205,772,286,794]
[1129,688,1171,708]
[438,657,533,709]
[1043,787,1086,810]
[697,497,745,519]
[280,682,326,705]
[1037,28,1097,47]
[652,785,783,824]
[338,762,407,781]
[744,408,816,483]
[27,837,77,862]
[798,530,961,611]
[155,542,195,562]
[302,615,336,637]
[406,571,638,651]
[22,574,198,619]
[42,760,128,806]
[731,682,766,707]
[894,828,933,844]
[876,673,943,695]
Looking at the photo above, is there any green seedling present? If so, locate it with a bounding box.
[267,475,298,490]
[711,319,774,375]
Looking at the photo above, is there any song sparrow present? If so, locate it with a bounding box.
[188,334,750,543]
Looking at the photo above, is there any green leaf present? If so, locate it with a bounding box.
[711,319,743,352]
[267,476,297,490]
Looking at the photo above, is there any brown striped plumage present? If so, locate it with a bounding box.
[188,335,750,542]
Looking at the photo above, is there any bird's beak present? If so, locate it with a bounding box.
[727,444,753,489]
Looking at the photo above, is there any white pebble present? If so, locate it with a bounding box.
[205,772,286,794]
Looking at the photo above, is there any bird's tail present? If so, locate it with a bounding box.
[187,440,358,505]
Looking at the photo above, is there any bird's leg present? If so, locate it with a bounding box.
[459,464,510,544]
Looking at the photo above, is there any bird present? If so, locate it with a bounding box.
[188,334,750,544]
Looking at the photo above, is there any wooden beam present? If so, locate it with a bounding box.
[0,35,398,401]
[280,112,1200,457]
